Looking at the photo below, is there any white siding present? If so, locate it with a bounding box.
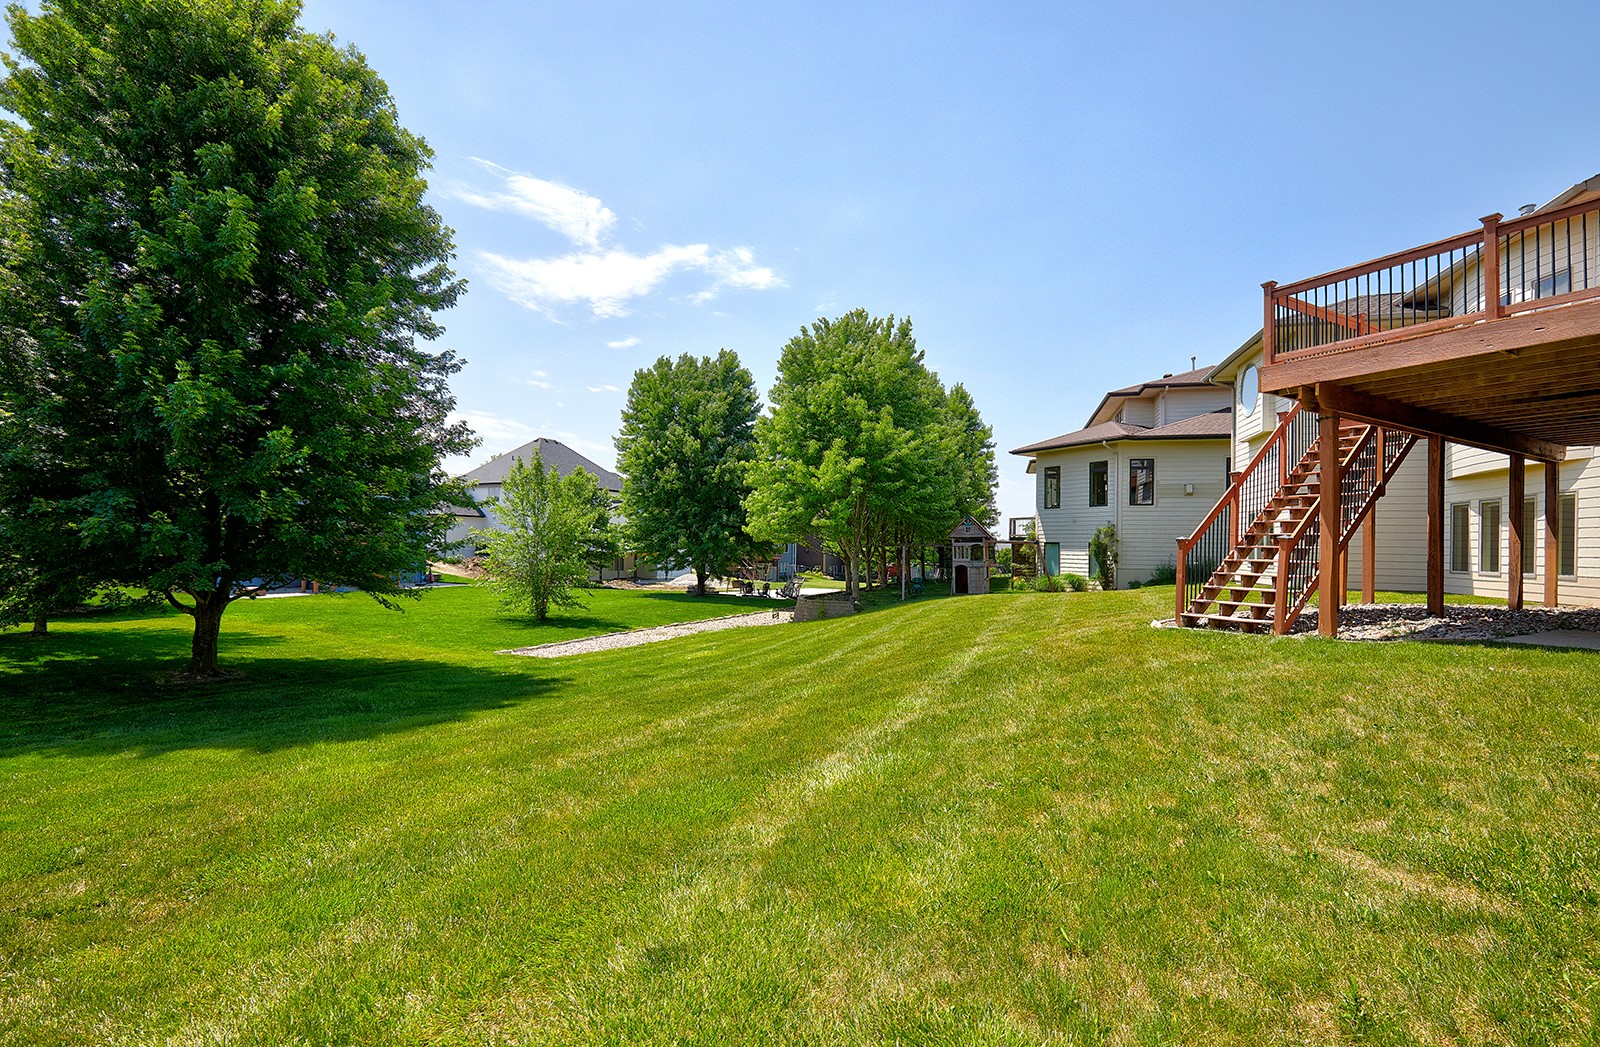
[1033,447,1116,578]
[1119,399,1156,427]
[1444,457,1600,605]
[1342,450,1430,593]
[1156,386,1232,426]
[1035,439,1229,586]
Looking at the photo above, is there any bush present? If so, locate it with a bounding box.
[1127,579,1142,589]
[1089,524,1119,590]
[1146,559,1178,586]
[1063,573,1088,592]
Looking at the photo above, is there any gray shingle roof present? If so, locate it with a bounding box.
[1010,409,1230,455]
[461,438,622,491]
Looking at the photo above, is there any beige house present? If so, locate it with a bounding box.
[1177,172,1600,633]
[1011,367,1232,587]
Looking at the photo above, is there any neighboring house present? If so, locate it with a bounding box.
[446,437,663,581]
[1178,172,1600,634]
[1011,367,1233,586]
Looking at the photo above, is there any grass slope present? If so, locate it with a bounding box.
[2,585,1598,1044]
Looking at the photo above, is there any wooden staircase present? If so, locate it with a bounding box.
[1175,405,1417,634]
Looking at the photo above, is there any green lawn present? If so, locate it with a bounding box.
[2,584,1598,1044]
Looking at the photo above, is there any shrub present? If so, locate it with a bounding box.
[1089,524,1119,590]
[1063,573,1088,592]
[1146,559,1178,586]
[1127,579,1142,589]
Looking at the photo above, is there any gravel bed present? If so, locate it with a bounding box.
[1292,603,1600,641]
[499,609,793,658]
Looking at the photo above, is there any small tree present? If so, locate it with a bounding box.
[1089,523,1119,590]
[477,452,605,620]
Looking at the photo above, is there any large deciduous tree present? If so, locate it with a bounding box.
[476,451,608,621]
[746,310,995,601]
[614,351,764,595]
[0,0,473,675]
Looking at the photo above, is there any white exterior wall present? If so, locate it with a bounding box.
[1033,439,1229,587]
[1443,456,1600,605]
[1342,449,1430,593]
[1155,386,1232,426]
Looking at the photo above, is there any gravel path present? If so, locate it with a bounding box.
[499,608,794,658]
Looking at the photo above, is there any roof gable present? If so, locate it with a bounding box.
[461,437,622,491]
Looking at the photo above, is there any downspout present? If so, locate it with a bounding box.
[1103,439,1120,587]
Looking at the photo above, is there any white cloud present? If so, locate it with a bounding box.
[606,336,642,349]
[480,243,780,319]
[526,379,553,389]
[456,160,782,318]
[449,159,615,248]
[587,384,621,393]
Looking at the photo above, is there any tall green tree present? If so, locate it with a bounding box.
[614,351,764,595]
[476,451,607,621]
[0,0,473,675]
[746,311,958,601]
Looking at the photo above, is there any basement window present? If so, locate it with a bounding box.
[1479,500,1501,574]
[1561,494,1577,577]
[1449,503,1470,573]
[1523,498,1536,577]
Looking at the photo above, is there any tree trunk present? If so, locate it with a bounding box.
[31,609,47,635]
[695,566,707,596]
[188,591,229,677]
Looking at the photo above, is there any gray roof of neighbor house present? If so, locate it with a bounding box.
[1084,365,1216,426]
[461,438,622,492]
[1010,408,1232,456]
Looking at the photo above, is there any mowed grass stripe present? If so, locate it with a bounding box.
[2,585,1598,1044]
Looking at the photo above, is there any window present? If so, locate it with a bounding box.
[1503,267,1571,306]
[1238,365,1259,408]
[1449,503,1470,572]
[1088,460,1107,507]
[1523,498,1536,577]
[1043,542,1060,577]
[1561,493,1577,576]
[1479,500,1501,573]
[1129,458,1155,505]
[1043,466,1060,509]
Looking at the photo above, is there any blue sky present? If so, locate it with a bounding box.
[299,0,1600,521]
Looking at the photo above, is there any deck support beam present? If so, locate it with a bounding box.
[1545,460,1561,607]
[1427,436,1445,615]
[1508,454,1525,610]
[1319,411,1342,637]
[1309,382,1564,463]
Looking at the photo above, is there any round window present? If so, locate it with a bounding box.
[1239,365,1259,407]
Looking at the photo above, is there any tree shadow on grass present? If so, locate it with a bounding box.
[0,629,570,760]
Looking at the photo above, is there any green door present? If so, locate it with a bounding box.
[1044,542,1060,577]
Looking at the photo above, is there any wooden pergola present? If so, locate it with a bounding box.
[1259,199,1600,636]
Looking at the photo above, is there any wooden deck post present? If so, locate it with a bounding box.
[1545,460,1561,607]
[1508,454,1524,610]
[1427,436,1445,615]
[1319,411,1341,637]
[1262,281,1278,365]
[1481,213,1503,320]
[1361,510,1376,604]
[1273,538,1290,635]
[1174,543,1186,624]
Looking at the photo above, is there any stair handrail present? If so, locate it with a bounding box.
[1273,424,1417,633]
[1174,402,1305,623]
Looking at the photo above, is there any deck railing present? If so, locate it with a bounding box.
[1264,197,1600,366]
[1175,404,1317,620]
